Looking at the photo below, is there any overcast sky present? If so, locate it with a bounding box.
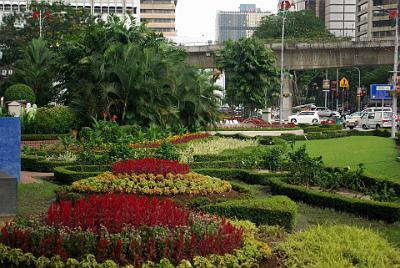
[174,0,278,43]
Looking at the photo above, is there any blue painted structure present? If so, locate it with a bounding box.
[370,84,393,100]
[0,117,21,182]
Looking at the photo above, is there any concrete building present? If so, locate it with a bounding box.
[0,0,140,23]
[325,0,356,39]
[140,0,177,37]
[356,0,398,41]
[215,4,272,43]
[296,0,326,22]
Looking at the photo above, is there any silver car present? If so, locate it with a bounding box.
[314,107,337,118]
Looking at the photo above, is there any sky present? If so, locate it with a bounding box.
[173,0,279,44]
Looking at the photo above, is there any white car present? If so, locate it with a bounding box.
[288,111,320,125]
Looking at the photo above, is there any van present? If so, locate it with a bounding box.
[362,107,392,113]
[359,111,395,129]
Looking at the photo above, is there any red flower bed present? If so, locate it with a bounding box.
[112,158,189,175]
[47,194,190,233]
[1,194,244,266]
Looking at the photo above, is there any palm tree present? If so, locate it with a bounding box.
[10,38,57,105]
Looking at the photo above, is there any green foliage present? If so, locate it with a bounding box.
[278,225,400,268]
[264,146,285,171]
[201,196,297,231]
[9,39,58,105]
[254,10,336,41]
[21,154,75,172]
[154,141,180,160]
[21,133,70,141]
[4,83,36,103]
[216,37,279,115]
[53,165,110,184]
[23,106,77,134]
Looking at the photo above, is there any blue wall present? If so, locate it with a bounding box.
[0,118,20,182]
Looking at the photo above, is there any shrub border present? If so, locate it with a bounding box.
[53,165,111,184]
[195,168,400,223]
[21,134,70,141]
[21,155,76,172]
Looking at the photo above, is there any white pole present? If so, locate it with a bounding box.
[279,11,286,125]
[392,2,399,138]
[39,10,42,38]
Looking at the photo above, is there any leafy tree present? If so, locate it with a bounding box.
[9,38,57,105]
[254,10,335,41]
[216,37,279,116]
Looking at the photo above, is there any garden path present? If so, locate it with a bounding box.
[21,171,54,184]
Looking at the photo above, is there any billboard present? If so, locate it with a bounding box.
[370,84,393,100]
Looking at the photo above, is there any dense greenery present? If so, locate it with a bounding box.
[278,225,400,267]
[216,37,278,115]
[254,10,335,41]
[4,84,36,103]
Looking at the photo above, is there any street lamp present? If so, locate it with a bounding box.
[374,5,398,138]
[278,0,294,125]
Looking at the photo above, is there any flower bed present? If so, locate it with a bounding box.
[112,158,189,175]
[0,194,255,266]
[130,133,211,149]
[71,171,232,195]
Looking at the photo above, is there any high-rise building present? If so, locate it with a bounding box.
[325,0,356,39]
[356,0,397,41]
[0,0,140,24]
[216,4,272,43]
[296,0,326,22]
[140,0,177,37]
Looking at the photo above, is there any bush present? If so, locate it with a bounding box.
[24,106,77,134]
[4,83,35,104]
[54,165,111,184]
[21,133,70,141]
[278,225,400,267]
[21,155,76,172]
[269,177,400,223]
[200,196,297,231]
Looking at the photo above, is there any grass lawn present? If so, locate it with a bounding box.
[295,136,400,181]
[17,180,60,218]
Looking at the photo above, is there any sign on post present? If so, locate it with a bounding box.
[340,77,349,89]
[370,84,393,100]
[322,79,330,90]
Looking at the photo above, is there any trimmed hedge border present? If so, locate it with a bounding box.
[21,133,70,141]
[53,165,111,184]
[195,168,400,223]
[201,196,297,231]
[21,155,75,172]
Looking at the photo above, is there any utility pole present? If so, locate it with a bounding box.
[392,1,399,138]
[354,67,361,112]
[279,11,286,125]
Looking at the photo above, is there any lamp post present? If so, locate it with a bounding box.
[392,3,398,139]
[353,67,361,112]
[374,4,399,138]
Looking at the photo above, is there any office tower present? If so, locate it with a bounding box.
[216,4,272,42]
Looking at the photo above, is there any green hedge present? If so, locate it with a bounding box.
[201,196,297,231]
[21,155,76,172]
[269,177,400,223]
[189,161,246,169]
[196,168,400,222]
[54,165,111,184]
[21,133,70,141]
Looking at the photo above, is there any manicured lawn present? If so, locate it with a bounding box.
[295,136,400,181]
[17,180,60,218]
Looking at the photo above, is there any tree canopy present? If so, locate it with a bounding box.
[254,10,335,41]
[216,37,279,115]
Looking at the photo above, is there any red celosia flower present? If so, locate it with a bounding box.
[112,158,190,175]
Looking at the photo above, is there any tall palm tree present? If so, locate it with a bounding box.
[11,38,57,105]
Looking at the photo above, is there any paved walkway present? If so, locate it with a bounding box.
[21,171,54,184]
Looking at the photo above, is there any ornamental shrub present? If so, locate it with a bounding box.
[4,84,35,103]
[24,106,77,134]
[278,225,400,267]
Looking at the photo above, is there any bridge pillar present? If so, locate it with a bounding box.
[282,74,293,121]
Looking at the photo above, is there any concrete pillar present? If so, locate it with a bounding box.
[282,74,293,121]
[0,172,17,216]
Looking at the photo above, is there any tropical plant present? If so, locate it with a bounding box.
[9,38,57,105]
[216,37,279,116]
